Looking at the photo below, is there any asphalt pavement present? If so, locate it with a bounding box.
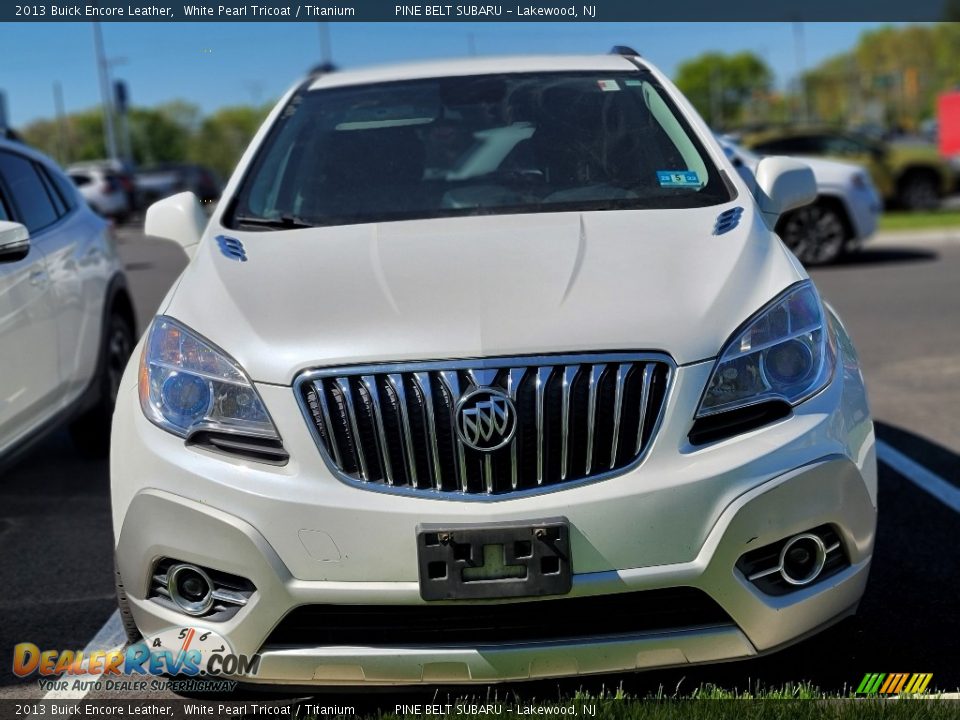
[0,225,958,704]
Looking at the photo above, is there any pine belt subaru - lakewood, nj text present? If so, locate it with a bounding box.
[110,51,877,686]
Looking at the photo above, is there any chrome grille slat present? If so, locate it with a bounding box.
[610,364,628,469]
[535,367,550,486]
[635,364,654,455]
[386,374,418,488]
[584,364,605,475]
[438,370,469,493]
[560,366,576,481]
[412,372,443,491]
[360,375,394,485]
[336,377,368,480]
[506,368,525,491]
[298,354,671,499]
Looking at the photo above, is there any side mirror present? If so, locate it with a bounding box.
[0,221,30,263]
[144,192,208,258]
[754,157,817,225]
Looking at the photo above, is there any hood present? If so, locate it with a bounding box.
[797,156,866,186]
[165,205,805,385]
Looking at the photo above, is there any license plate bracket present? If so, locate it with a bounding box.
[417,518,571,601]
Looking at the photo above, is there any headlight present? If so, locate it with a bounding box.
[138,316,279,439]
[697,282,835,417]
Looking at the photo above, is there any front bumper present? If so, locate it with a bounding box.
[111,330,876,685]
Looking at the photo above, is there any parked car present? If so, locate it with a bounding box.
[68,166,131,223]
[0,138,136,464]
[719,137,881,265]
[112,53,876,685]
[135,163,222,208]
[68,159,139,217]
[742,127,953,210]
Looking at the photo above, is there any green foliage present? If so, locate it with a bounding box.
[804,22,960,130]
[675,51,773,128]
[18,100,269,178]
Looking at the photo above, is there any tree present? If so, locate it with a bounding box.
[187,105,270,179]
[675,52,773,129]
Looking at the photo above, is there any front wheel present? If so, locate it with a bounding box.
[778,202,848,266]
[70,310,135,457]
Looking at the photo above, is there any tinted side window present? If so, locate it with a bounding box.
[36,164,67,216]
[42,165,77,212]
[0,151,59,232]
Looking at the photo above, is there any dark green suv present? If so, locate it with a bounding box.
[744,128,954,210]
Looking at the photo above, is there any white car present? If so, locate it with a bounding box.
[0,139,136,462]
[68,163,132,223]
[111,53,877,686]
[720,137,882,265]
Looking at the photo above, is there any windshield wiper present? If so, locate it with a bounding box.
[232,214,316,230]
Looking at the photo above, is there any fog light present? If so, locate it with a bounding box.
[167,564,214,616]
[779,534,827,586]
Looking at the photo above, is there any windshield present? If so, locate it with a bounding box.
[227,71,731,229]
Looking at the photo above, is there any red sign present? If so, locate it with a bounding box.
[938,91,960,156]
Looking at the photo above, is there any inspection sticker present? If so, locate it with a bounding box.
[597,79,620,91]
[657,170,702,187]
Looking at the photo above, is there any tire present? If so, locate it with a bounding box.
[778,202,848,266]
[69,309,135,458]
[115,558,142,645]
[897,171,940,211]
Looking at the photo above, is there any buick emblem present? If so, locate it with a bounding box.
[455,389,517,452]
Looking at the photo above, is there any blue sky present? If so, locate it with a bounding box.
[0,22,892,127]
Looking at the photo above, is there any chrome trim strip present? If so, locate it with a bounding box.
[386,373,418,488]
[360,375,393,485]
[413,372,443,491]
[293,351,675,503]
[211,588,248,607]
[335,377,368,480]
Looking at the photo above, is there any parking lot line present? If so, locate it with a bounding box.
[877,440,960,514]
[41,611,124,701]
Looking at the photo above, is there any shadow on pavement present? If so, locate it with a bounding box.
[875,420,960,482]
[820,247,940,268]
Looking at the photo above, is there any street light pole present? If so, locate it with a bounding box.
[318,22,332,65]
[93,21,118,160]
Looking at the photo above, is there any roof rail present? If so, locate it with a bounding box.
[308,62,338,77]
[610,45,641,57]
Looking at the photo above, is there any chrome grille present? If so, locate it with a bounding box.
[296,354,672,498]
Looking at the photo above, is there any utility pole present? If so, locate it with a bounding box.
[53,82,68,164]
[0,91,8,138]
[793,21,809,124]
[93,21,118,160]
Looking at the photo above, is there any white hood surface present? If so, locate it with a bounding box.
[165,205,805,385]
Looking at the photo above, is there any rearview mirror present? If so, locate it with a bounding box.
[0,221,30,263]
[144,192,208,258]
[754,157,817,225]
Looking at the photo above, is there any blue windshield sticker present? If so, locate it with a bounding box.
[657,170,702,188]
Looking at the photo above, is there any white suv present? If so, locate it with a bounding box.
[0,139,135,463]
[111,53,877,685]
